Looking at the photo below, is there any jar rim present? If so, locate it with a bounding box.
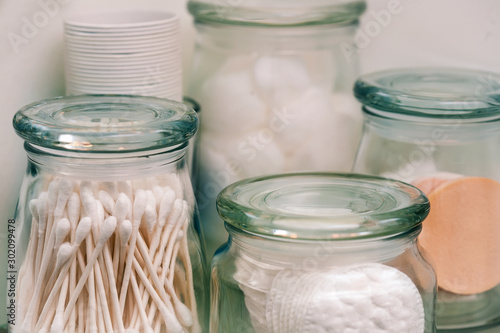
[188,0,366,27]
[354,67,500,122]
[13,94,198,153]
[216,173,429,241]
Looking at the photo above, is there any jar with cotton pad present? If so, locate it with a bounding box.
[211,173,436,333]
[9,95,209,333]
[186,0,366,258]
[352,68,500,331]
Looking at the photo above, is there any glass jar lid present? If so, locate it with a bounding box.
[188,0,366,26]
[13,95,198,153]
[217,173,429,241]
[354,68,500,121]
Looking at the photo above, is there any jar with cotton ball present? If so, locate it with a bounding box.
[211,173,437,333]
[187,0,367,257]
[352,68,500,331]
[9,95,209,333]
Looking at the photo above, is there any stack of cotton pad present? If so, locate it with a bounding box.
[64,10,182,101]
[235,259,425,333]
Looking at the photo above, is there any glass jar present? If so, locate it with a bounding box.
[187,0,367,257]
[352,68,500,331]
[211,173,436,333]
[8,95,209,333]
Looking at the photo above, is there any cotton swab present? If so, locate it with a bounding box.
[119,189,147,313]
[35,217,92,331]
[20,217,71,332]
[132,257,183,333]
[34,243,73,331]
[144,190,157,233]
[34,192,49,277]
[17,174,200,333]
[17,199,40,323]
[62,216,117,326]
[54,178,74,221]
[98,190,115,216]
[136,233,193,327]
[130,271,154,333]
[66,193,80,333]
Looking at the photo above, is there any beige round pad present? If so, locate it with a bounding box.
[418,177,500,295]
[412,172,463,195]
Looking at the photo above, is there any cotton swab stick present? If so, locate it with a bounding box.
[50,273,70,333]
[152,199,183,269]
[62,216,117,326]
[145,200,186,326]
[113,193,132,278]
[34,192,49,278]
[130,271,154,333]
[119,189,147,313]
[35,218,91,331]
[148,188,176,258]
[67,193,80,333]
[132,257,183,333]
[93,255,114,332]
[117,219,133,290]
[44,179,60,249]
[20,216,71,332]
[179,209,201,333]
[95,217,125,333]
[17,199,40,323]
[96,292,106,333]
[33,243,73,331]
[136,233,193,327]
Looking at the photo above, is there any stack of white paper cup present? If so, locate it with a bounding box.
[64,10,182,101]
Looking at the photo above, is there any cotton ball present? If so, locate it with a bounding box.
[225,130,286,178]
[198,132,241,187]
[198,56,268,134]
[285,91,363,172]
[274,88,333,155]
[254,56,311,107]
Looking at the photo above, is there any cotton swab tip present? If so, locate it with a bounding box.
[56,242,73,268]
[54,218,71,248]
[119,220,133,244]
[75,217,92,245]
[175,302,194,327]
[99,216,117,242]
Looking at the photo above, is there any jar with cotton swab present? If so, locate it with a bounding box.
[9,95,209,333]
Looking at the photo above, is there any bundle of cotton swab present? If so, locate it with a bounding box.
[14,175,200,333]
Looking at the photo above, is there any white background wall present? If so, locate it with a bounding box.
[0,0,499,327]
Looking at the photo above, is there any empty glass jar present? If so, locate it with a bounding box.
[353,68,500,331]
[187,0,367,257]
[9,95,209,333]
[211,173,436,333]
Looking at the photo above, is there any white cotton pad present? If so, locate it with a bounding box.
[234,254,283,333]
[199,56,268,134]
[253,56,311,108]
[285,264,425,333]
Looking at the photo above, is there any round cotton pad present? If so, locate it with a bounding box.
[265,263,424,333]
[412,172,463,195]
[418,177,500,294]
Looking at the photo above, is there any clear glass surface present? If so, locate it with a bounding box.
[8,96,209,333]
[211,173,436,333]
[188,6,365,258]
[353,68,500,331]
